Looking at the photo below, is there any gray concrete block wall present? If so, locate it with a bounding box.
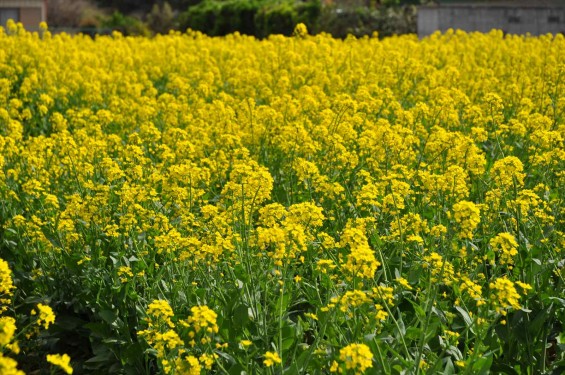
[418,7,440,36]
[418,6,565,37]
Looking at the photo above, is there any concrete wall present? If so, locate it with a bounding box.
[0,0,45,31]
[418,6,565,37]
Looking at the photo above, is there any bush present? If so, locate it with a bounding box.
[99,11,151,36]
[178,0,321,38]
[177,0,220,34]
[315,4,416,38]
[47,0,101,28]
[146,1,176,35]
[178,0,261,36]
[255,0,321,38]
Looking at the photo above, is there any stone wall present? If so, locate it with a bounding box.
[418,5,565,37]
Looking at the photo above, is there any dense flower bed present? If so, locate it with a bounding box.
[1,21,564,374]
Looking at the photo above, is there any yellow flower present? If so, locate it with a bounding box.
[146,300,175,328]
[340,221,380,279]
[264,351,282,367]
[490,232,519,265]
[158,330,183,351]
[316,259,336,274]
[174,355,201,375]
[117,266,134,283]
[338,290,371,313]
[0,354,25,375]
[338,343,373,374]
[330,360,339,372]
[0,259,15,313]
[491,156,525,189]
[460,277,486,306]
[430,224,447,238]
[33,304,55,330]
[293,23,308,38]
[184,305,219,334]
[452,200,481,239]
[199,353,216,370]
[304,313,318,321]
[489,277,523,313]
[46,354,73,374]
[396,277,413,290]
[423,252,455,285]
[0,317,17,347]
[515,281,533,293]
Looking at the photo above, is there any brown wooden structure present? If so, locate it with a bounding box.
[0,0,46,31]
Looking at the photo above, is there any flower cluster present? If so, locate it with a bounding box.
[46,354,73,375]
[452,200,481,240]
[0,260,15,313]
[139,300,220,373]
[333,343,373,374]
[0,24,563,374]
[0,258,68,374]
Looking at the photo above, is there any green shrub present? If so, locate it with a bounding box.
[315,4,416,38]
[99,11,151,36]
[178,0,262,36]
[178,0,321,38]
[255,0,321,38]
[177,0,221,34]
[146,1,176,35]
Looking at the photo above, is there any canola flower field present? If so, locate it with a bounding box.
[1,21,565,374]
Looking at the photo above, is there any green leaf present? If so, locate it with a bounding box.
[215,350,236,366]
[122,342,145,366]
[276,292,291,314]
[232,304,250,328]
[228,364,247,375]
[287,348,311,374]
[281,322,297,352]
[455,306,474,333]
[405,326,421,340]
[443,358,455,374]
[472,354,493,374]
[99,309,118,325]
[85,322,112,338]
[527,309,548,336]
[489,363,520,375]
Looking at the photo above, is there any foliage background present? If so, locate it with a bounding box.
[46,0,427,37]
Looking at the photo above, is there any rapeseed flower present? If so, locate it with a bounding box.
[0,260,15,312]
[32,304,55,330]
[338,343,373,374]
[46,354,73,374]
[452,200,481,239]
[491,156,525,189]
[489,277,524,314]
[174,355,201,375]
[146,300,175,328]
[185,305,219,334]
[0,355,24,375]
[264,351,282,367]
[0,22,563,375]
[490,233,519,265]
[0,317,17,347]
